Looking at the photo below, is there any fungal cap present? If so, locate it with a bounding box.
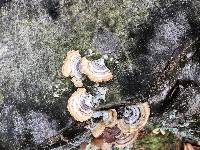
[62,50,83,87]
[67,88,94,122]
[103,109,117,128]
[62,50,81,77]
[81,57,113,83]
[115,131,139,148]
[90,121,106,138]
[117,102,150,133]
[71,77,83,87]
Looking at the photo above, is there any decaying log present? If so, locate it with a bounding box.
[37,126,90,149]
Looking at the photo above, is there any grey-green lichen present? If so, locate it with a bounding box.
[0,90,4,105]
[59,0,158,53]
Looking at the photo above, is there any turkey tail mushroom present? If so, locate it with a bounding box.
[67,88,97,122]
[115,131,139,148]
[117,102,150,133]
[81,57,113,83]
[62,50,83,87]
[90,121,106,138]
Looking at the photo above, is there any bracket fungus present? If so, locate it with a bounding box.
[93,109,117,128]
[90,109,117,138]
[61,51,151,149]
[117,102,150,134]
[67,88,98,122]
[115,132,139,148]
[89,106,143,149]
[81,57,113,83]
[90,121,106,138]
[91,126,139,149]
[62,50,83,87]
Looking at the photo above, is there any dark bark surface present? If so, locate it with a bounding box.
[0,0,199,149]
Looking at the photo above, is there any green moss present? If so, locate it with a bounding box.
[59,0,157,54]
[136,132,178,150]
[135,123,180,150]
[60,3,98,52]
[56,0,159,102]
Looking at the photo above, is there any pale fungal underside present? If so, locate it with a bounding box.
[117,102,150,134]
[62,50,83,87]
[67,88,97,122]
[81,57,113,83]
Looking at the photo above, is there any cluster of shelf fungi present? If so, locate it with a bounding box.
[49,50,150,149]
[37,45,200,149]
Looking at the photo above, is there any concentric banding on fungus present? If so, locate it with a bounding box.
[62,50,83,87]
[67,88,96,122]
[117,102,150,133]
[90,121,106,138]
[90,59,109,74]
[81,57,113,83]
[124,105,140,124]
[115,132,138,148]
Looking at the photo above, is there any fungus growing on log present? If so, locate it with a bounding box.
[91,126,138,149]
[67,88,98,122]
[117,102,150,133]
[93,109,117,128]
[61,51,151,149]
[115,131,139,148]
[90,121,106,138]
[62,50,83,87]
[81,57,113,83]
[90,109,117,138]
